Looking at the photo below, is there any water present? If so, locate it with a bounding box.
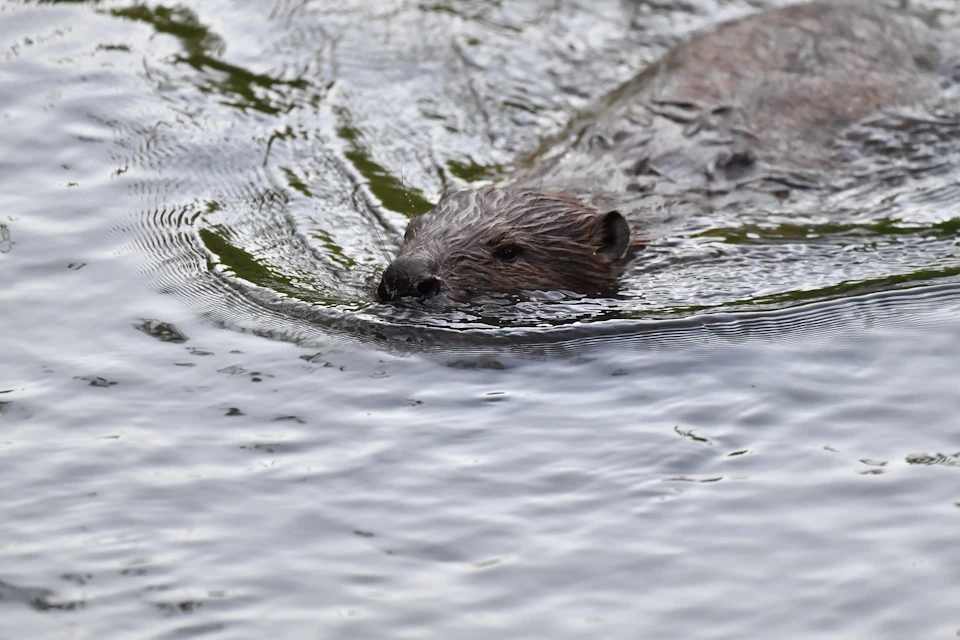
[1,0,959,638]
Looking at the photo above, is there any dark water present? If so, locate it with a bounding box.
[2,0,960,638]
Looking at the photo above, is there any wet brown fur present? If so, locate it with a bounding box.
[379,0,950,302]
[381,188,637,300]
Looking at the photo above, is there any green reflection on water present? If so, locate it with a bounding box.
[198,226,371,308]
[199,226,298,294]
[746,265,960,307]
[649,264,960,319]
[334,108,435,217]
[111,4,308,115]
[280,166,312,198]
[447,159,497,182]
[698,217,960,244]
[311,229,357,270]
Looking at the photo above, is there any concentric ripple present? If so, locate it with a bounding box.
[20,0,959,347]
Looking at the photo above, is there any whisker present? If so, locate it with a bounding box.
[399,159,418,217]
[355,188,393,263]
[331,180,393,262]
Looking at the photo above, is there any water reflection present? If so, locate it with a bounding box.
[22,0,960,343]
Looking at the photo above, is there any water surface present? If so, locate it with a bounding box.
[2,0,959,638]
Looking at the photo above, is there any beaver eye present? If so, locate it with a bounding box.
[494,244,523,262]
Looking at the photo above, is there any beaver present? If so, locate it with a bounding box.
[377,0,951,303]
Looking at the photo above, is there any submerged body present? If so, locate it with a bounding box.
[378,0,952,303]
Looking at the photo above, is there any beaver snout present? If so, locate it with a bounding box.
[377,254,443,302]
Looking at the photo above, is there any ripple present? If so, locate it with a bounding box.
[0,223,12,254]
[0,578,81,612]
[32,0,955,350]
[5,4,960,640]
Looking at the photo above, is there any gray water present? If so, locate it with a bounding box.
[2,0,960,638]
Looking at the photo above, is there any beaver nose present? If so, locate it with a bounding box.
[377,255,442,302]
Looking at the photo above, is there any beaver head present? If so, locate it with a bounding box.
[377,187,638,302]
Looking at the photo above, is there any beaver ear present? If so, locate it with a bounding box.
[592,210,631,260]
